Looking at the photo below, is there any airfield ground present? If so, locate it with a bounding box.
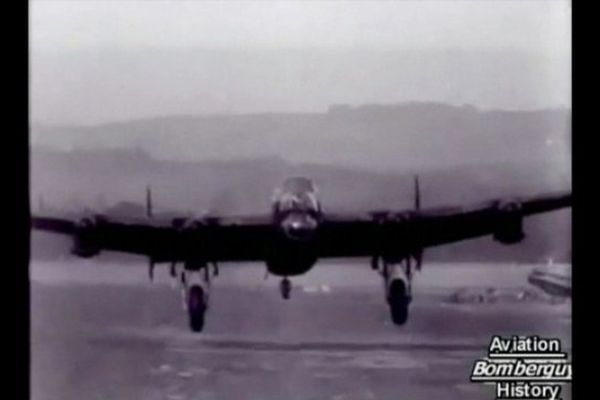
[31,261,571,400]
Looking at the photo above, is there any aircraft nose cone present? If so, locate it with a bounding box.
[282,213,318,240]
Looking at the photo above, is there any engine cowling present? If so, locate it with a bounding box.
[493,201,525,244]
[71,217,101,258]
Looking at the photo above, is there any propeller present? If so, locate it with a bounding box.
[148,258,155,282]
[413,250,423,271]
[371,255,380,270]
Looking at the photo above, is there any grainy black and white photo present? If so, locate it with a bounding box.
[29,1,572,399]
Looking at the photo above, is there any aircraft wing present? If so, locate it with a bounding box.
[31,216,77,235]
[31,214,275,262]
[31,191,570,262]
[315,191,571,258]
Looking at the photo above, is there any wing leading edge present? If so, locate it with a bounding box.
[315,191,571,258]
[31,191,570,262]
[31,214,274,262]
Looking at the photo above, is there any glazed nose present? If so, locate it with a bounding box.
[282,213,317,240]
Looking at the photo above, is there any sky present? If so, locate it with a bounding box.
[30,1,572,125]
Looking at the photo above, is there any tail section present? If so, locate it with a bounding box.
[413,175,423,270]
[146,185,155,281]
[146,185,153,219]
[414,175,421,211]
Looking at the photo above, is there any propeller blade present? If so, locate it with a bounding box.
[371,255,380,270]
[413,250,423,270]
[148,258,155,282]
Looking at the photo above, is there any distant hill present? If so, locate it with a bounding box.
[31,102,570,172]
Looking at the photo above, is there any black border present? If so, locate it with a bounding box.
[571,1,587,399]
[13,2,582,400]
[8,0,29,398]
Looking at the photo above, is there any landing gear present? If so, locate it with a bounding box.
[280,277,292,299]
[187,284,207,332]
[388,278,410,325]
[376,256,414,326]
[180,260,212,332]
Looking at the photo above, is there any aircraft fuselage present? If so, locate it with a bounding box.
[267,177,322,276]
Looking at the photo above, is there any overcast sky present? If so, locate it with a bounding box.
[30,1,571,125]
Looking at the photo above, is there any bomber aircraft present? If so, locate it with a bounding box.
[32,176,571,332]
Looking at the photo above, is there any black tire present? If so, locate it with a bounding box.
[280,279,291,300]
[388,279,410,325]
[187,285,206,332]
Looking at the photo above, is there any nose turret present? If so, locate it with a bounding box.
[281,212,318,240]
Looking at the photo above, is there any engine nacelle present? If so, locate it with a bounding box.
[71,218,101,258]
[493,201,525,244]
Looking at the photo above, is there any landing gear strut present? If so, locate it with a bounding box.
[280,278,292,300]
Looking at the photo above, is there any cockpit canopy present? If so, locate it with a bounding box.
[275,177,320,213]
[278,192,319,212]
[282,177,317,195]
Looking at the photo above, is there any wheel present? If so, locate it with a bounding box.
[280,278,291,300]
[187,285,207,332]
[388,279,410,325]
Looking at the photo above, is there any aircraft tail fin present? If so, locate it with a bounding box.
[146,185,153,219]
[414,175,421,210]
[146,185,154,282]
[413,175,423,270]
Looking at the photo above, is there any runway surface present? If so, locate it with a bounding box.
[31,260,571,400]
